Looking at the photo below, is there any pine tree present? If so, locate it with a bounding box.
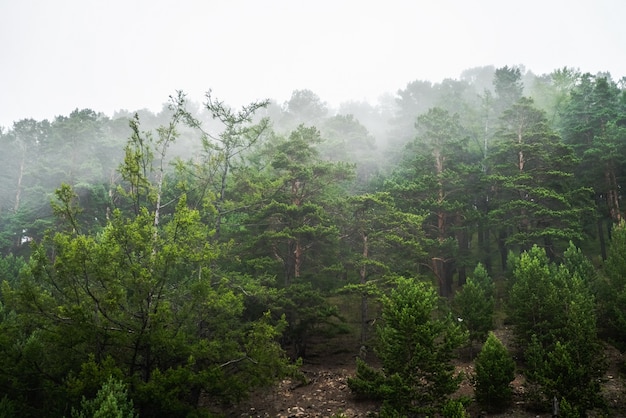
[597,221,626,347]
[560,74,626,257]
[388,107,480,296]
[473,332,515,412]
[348,277,467,415]
[339,192,426,344]
[2,106,294,416]
[508,246,605,413]
[488,98,590,260]
[72,375,137,418]
[454,276,494,349]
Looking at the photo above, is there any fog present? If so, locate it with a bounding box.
[1,0,625,129]
[0,61,614,256]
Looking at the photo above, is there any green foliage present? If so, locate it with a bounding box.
[0,254,26,290]
[0,72,625,417]
[559,74,626,256]
[441,398,470,418]
[349,357,412,413]
[71,375,137,418]
[0,395,16,418]
[493,65,524,113]
[319,114,378,187]
[388,107,480,296]
[507,245,565,345]
[597,221,626,347]
[488,98,590,256]
[558,397,582,418]
[0,104,293,416]
[338,192,427,343]
[234,124,355,359]
[473,332,515,412]
[538,340,602,412]
[562,241,597,286]
[453,266,494,346]
[470,262,495,298]
[5,193,292,415]
[348,277,467,415]
[509,245,605,413]
[64,355,124,406]
[179,91,271,240]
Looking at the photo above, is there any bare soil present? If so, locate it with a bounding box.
[209,328,626,418]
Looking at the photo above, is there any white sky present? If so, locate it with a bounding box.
[1,0,625,128]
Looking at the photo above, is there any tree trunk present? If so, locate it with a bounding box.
[543,235,556,261]
[14,155,25,213]
[13,156,25,250]
[455,213,468,287]
[214,153,230,241]
[457,266,467,287]
[293,240,302,279]
[597,217,607,260]
[606,166,622,223]
[444,260,455,296]
[432,257,448,297]
[360,233,369,344]
[284,240,296,287]
[478,215,492,273]
[497,229,508,271]
[361,293,369,345]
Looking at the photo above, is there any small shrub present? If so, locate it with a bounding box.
[473,332,515,412]
[559,397,581,418]
[71,375,137,418]
[441,399,469,418]
[0,395,16,418]
[348,278,467,415]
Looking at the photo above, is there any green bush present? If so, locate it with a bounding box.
[0,395,16,418]
[453,274,494,348]
[559,397,581,418]
[508,246,605,414]
[71,375,137,418]
[348,278,467,415]
[473,332,515,412]
[441,399,469,417]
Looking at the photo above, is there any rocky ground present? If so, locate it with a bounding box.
[209,329,625,418]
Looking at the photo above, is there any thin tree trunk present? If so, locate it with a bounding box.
[597,217,607,260]
[14,155,25,212]
[455,211,468,287]
[293,240,302,279]
[498,229,508,271]
[214,150,230,240]
[432,257,448,297]
[444,260,455,296]
[457,265,467,287]
[360,232,368,344]
[13,154,26,249]
[606,167,622,223]
[284,240,296,287]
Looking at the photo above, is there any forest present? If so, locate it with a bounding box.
[0,64,625,417]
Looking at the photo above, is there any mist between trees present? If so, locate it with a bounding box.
[0,64,625,417]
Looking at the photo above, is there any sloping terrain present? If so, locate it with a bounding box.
[211,328,625,417]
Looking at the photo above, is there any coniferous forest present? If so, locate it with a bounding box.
[1,65,626,417]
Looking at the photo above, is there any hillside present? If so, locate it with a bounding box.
[212,327,625,417]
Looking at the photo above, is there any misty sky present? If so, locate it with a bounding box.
[1,0,625,128]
